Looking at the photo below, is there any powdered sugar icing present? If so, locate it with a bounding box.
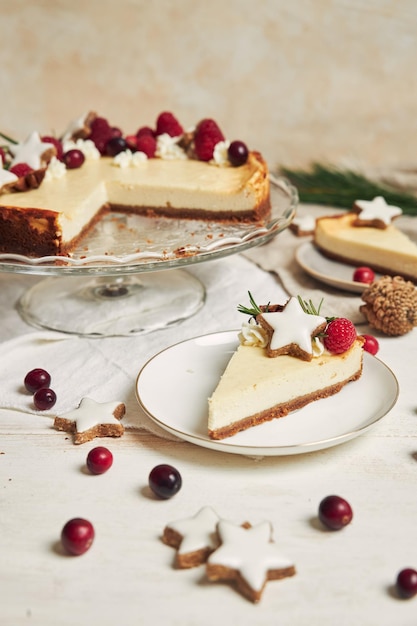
[167,506,220,555]
[261,296,326,355]
[207,520,294,592]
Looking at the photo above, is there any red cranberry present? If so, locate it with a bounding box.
[318,495,353,530]
[24,368,51,393]
[396,568,417,598]
[353,266,375,284]
[86,446,113,474]
[360,334,379,355]
[105,136,128,157]
[228,140,249,166]
[61,518,94,555]
[148,464,182,499]
[63,149,85,169]
[33,387,56,411]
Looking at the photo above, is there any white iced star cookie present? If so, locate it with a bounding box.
[353,195,402,228]
[163,506,220,568]
[258,296,326,360]
[54,397,125,444]
[206,520,296,603]
[290,214,316,236]
[9,131,56,170]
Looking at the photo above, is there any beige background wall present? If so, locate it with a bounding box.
[1,0,416,171]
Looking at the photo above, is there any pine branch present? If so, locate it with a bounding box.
[279,163,417,216]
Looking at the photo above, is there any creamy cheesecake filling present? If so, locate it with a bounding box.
[208,340,363,437]
[314,213,417,279]
[0,152,270,255]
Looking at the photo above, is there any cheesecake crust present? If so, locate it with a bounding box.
[208,367,363,440]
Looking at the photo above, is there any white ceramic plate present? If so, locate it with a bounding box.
[136,331,399,456]
[295,242,382,293]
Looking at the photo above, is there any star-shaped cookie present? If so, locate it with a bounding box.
[163,506,220,568]
[206,520,296,603]
[258,296,326,360]
[54,397,125,444]
[9,131,56,170]
[353,195,402,228]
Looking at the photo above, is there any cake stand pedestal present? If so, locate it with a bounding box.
[16,269,205,337]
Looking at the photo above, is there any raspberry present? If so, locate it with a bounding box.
[9,163,33,177]
[41,135,63,160]
[155,112,184,137]
[125,134,138,150]
[323,318,357,354]
[136,126,155,139]
[89,116,113,154]
[136,134,157,158]
[194,118,225,161]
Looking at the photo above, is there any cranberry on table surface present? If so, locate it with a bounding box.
[318,495,353,530]
[396,568,417,599]
[148,464,182,499]
[353,266,375,284]
[61,518,95,556]
[86,446,113,474]
[360,334,379,355]
[24,368,51,393]
[33,387,56,411]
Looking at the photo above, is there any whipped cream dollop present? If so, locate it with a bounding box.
[112,149,148,168]
[44,156,67,181]
[239,318,268,347]
[211,140,231,167]
[156,133,187,160]
[62,138,101,161]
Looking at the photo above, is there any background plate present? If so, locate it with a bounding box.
[136,331,399,456]
[295,242,382,293]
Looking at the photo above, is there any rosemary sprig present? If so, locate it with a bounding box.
[0,131,17,145]
[297,296,323,316]
[279,162,417,216]
[237,291,263,317]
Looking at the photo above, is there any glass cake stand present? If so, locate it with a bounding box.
[0,176,297,336]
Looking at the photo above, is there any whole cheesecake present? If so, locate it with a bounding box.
[314,198,417,283]
[208,296,364,440]
[0,112,270,257]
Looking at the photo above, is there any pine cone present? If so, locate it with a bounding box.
[360,275,417,336]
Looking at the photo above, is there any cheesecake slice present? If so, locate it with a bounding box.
[208,340,364,440]
[314,212,417,282]
[208,296,364,440]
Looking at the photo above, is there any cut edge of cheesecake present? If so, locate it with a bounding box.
[0,151,270,258]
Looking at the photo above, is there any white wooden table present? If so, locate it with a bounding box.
[0,246,416,626]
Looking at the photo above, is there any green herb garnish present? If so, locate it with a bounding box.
[237,291,268,317]
[279,162,417,216]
